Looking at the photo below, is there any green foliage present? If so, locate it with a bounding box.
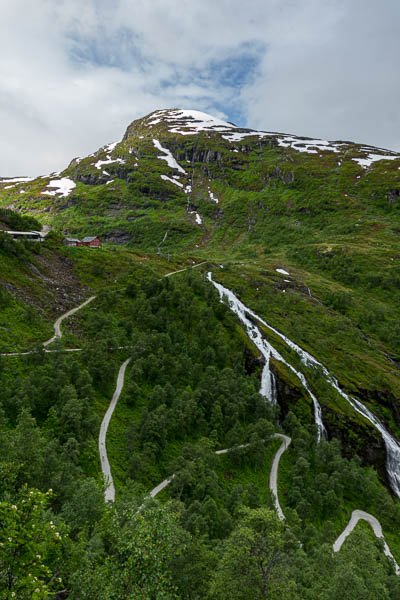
[209,507,299,599]
[71,497,188,600]
[0,487,66,599]
[0,208,41,232]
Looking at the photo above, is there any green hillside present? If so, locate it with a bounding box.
[1,109,400,598]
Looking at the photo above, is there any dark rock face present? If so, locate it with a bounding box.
[357,386,400,429]
[272,166,294,184]
[243,346,263,376]
[272,368,313,425]
[388,189,400,204]
[102,230,133,244]
[175,148,223,164]
[75,173,109,186]
[59,197,78,210]
[322,404,388,486]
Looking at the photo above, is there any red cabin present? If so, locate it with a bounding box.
[77,236,101,248]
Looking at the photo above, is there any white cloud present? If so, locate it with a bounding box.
[0,0,399,175]
[241,0,400,149]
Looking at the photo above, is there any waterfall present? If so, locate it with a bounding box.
[208,272,400,499]
[207,273,326,440]
[329,378,400,499]
[270,372,277,405]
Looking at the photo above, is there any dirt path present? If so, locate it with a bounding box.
[164,261,207,277]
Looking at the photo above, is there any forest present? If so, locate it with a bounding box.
[1,264,400,599]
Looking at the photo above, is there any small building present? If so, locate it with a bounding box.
[4,230,45,242]
[63,237,81,247]
[77,236,101,248]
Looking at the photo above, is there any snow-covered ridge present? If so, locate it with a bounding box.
[148,109,236,135]
[142,109,400,165]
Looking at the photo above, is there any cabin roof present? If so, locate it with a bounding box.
[81,236,99,242]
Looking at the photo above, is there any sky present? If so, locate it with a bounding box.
[1,0,400,176]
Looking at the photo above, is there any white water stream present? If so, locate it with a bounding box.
[207,273,326,441]
[208,273,400,498]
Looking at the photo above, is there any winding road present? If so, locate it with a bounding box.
[269,434,291,520]
[142,428,398,573]
[333,509,400,575]
[97,261,209,500]
[1,295,97,357]
[43,295,96,346]
[99,358,131,502]
[164,261,207,277]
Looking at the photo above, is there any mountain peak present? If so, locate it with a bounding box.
[123,108,239,140]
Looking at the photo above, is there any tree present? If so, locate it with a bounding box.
[72,499,187,599]
[209,507,298,600]
[0,487,66,599]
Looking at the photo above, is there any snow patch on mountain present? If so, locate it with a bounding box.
[222,131,272,142]
[208,188,219,203]
[153,139,186,174]
[0,176,34,184]
[277,136,343,154]
[352,154,399,168]
[188,210,202,224]
[104,141,118,152]
[161,174,183,188]
[94,157,125,170]
[41,178,76,197]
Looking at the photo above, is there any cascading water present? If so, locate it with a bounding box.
[270,372,277,405]
[208,272,400,499]
[330,381,400,499]
[207,273,326,441]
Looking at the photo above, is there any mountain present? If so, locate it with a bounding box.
[1,108,399,250]
[1,109,400,597]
